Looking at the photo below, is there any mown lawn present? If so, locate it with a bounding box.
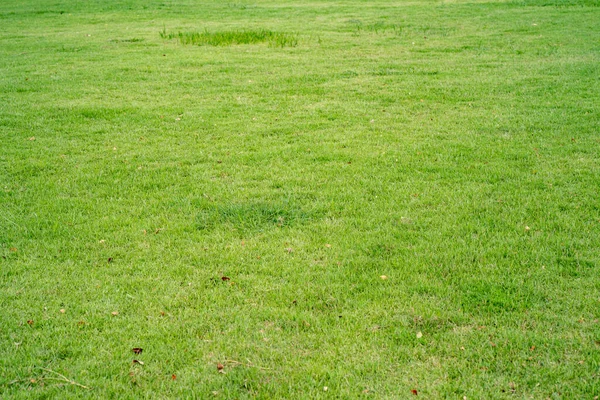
[1,0,599,398]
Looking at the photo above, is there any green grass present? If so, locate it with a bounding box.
[1,0,599,398]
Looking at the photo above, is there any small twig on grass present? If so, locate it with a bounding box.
[224,359,271,370]
[7,378,33,385]
[39,368,91,389]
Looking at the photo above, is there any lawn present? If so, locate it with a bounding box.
[1,0,599,398]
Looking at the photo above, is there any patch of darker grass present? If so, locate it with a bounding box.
[160,28,298,47]
[195,201,320,233]
[109,38,144,43]
[518,0,599,6]
[460,280,543,314]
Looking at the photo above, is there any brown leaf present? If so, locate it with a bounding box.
[216,363,224,371]
[111,311,119,316]
[132,347,143,354]
[60,309,65,314]
[411,389,418,395]
[27,320,33,326]
[108,257,113,263]
[132,359,144,365]
[171,374,176,380]
[221,276,230,281]
[10,247,17,252]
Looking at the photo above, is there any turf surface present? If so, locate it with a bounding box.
[1,0,599,397]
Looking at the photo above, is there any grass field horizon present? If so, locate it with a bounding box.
[1,0,599,398]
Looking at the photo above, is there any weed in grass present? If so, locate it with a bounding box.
[347,19,403,36]
[160,28,298,47]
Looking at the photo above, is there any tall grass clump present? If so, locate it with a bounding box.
[160,28,298,47]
